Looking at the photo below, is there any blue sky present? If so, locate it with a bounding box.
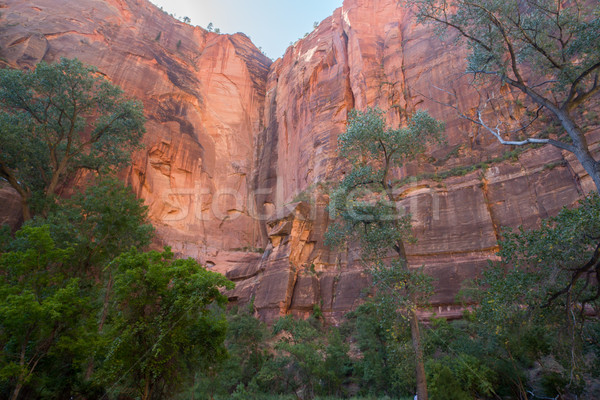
[149,0,343,59]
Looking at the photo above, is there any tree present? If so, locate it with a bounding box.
[207,22,214,32]
[326,108,444,400]
[39,177,154,275]
[407,0,600,191]
[0,58,146,220]
[346,298,419,397]
[270,316,326,399]
[183,16,191,24]
[101,248,234,400]
[455,194,600,397]
[36,178,155,382]
[187,303,272,399]
[0,226,97,400]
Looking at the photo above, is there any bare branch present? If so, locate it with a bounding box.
[475,109,574,152]
[425,84,575,153]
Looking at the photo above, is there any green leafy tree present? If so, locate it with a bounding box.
[345,299,417,397]
[186,303,272,399]
[326,107,444,400]
[433,195,600,398]
[0,57,146,220]
[466,194,600,396]
[321,329,353,397]
[494,194,600,318]
[34,178,155,383]
[407,0,600,191]
[101,248,234,400]
[423,319,500,398]
[268,316,328,399]
[221,304,271,392]
[426,354,496,400]
[39,177,154,275]
[0,226,97,400]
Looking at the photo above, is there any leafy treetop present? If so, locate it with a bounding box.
[0,58,146,219]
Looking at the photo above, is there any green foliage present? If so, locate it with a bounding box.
[395,147,527,187]
[470,194,600,346]
[0,224,11,252]
[0,226,97,400]
[338,108,445,166]
[497,193,600,275]
[0,181,231,399]
[35,177,154,273]
[225,304,270,386]
[426,354,496,400]
[0,58,146,218]
[268,316,328,398]
[186,303,272,399]
[193,314,355,400]
[345,299,416,397]
[326,108,444,258]
[449,194,600,397]
[100,247,233,400]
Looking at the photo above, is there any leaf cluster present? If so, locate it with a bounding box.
[409,0,600,93]
[0,58,146,216]
[326,108,444,259]
[101,247,234,399]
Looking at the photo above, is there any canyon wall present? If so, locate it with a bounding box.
[0,0,596,323]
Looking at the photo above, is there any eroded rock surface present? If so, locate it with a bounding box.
[0,0,271,261]
[0,0,596,322]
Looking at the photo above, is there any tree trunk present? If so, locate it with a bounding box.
[21,198,31,222]
[574,148,600,194]
[409,299,428,400]
[385,186,429,400]
[46,155,70,198]
[0,163,32,221]
[556,109,600,194]
[10,382,23,400]
[142,377,151,400]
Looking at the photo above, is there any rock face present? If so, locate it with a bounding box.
[0,0,272,260]
[0,0,596,323]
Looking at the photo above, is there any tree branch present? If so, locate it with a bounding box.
[543,239,600,308]
[564,61,600,111]
[462,0,526,85]
[475,109,575,152]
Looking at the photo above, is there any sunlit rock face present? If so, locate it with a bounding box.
[245,0,590,323]
[0,0,594,322]
[0,0,272,263]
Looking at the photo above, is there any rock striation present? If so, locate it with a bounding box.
[0,0,596,323]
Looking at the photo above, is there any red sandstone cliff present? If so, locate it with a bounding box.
[0,0,271,258]
[244,0,594,322]
[0,0,596,322]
